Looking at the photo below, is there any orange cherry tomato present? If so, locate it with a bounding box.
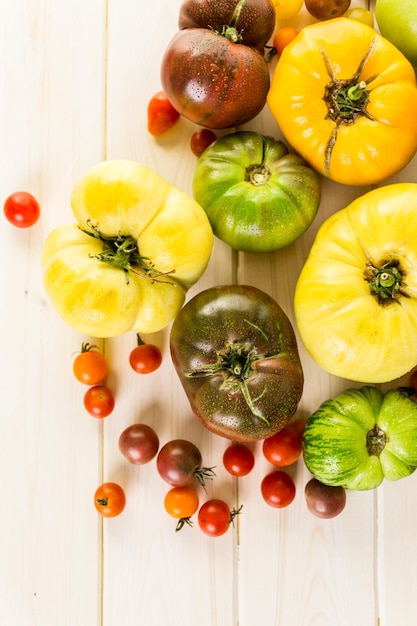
[272,27,299,56]
[73,343,108,385]
[94,482,126,517]
[147,90,180,136]
[164,486,200,531]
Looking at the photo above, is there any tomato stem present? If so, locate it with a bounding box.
[366,425,386,457]
[175,517,193,532]
[194,466,217,492]
[364,259,405,303]
[96,497,108,506]
[79,221,176,285]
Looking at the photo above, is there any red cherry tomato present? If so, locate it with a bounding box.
[147,90,180,136]
[190,129,217,157]
[222,443,255,477]
[197,499,242,537]
[4,191,40,227]
[94,482,126,517]
[73,343,108,385]
[260,470,296,508]
[129,335,162,374]
[84,385,115,418]
[262,418,305,467]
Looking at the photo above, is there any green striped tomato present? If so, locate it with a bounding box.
[303,386,417,490]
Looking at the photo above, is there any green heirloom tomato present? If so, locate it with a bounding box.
[170,284,304,442]
[303,386,417,490]
[192,131,321,253]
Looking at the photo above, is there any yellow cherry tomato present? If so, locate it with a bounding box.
[273,0,304,20]
[344,7,374,27]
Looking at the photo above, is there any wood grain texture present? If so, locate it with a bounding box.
[1,1,416,625]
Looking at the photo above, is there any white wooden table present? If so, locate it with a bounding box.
[1,1,416,624]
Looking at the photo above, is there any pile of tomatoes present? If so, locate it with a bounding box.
[73,340,351,533]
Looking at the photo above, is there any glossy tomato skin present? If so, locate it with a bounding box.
[192,131,321,253]
[261,470,296,508]
[147,91,180,136]
[129,343,162,374]
[73,343,108,385]
[170,285,304,442]
[4,191,40,227]
[156,439,204,487]
[197,499,233,537]
[84,385,115,418]
[178,0,276,50]
[94,482,126,517]
[160,29,270,129]
[262,418,305,466]
[118,424,159,465]
[223,443,255,476]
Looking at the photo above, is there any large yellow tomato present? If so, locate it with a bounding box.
[42,160,213,337]
[294,184,417,383]
[267,18,417,186]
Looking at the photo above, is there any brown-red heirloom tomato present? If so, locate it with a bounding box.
[178,0,276,50]
[170,285,304,442]
[160,0,274,129]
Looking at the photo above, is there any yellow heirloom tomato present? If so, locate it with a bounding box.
[42,160,213,337]
[294,184,417,384]
[267,18,417,186]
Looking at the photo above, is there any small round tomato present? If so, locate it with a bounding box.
[197,499,242,537]
[118,423,159,465]
[344,7,374,27]
[84,385,115,418]
[223,443,255,477]
[156,439,215,489]
[262,418,305,467]
[190,129,217,157]
[4,191,40,228]
[94,482,126,517]
[147,90,180,136]
[260,470,296,508]
[272,27,299,56]
[129,335,162,374]
[164,486,200,531]
[304,0,351,21]
[73,343,108,385]
[273,0,304,20]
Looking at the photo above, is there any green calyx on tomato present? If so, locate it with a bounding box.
[170,285,304,442]
[161,0,275,129]
[303,386,417,490]
[42,160,213,338]
[192,131,321,253]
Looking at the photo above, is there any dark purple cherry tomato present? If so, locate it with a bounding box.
[118,424,160,465]
[304,478,346,519]
[190,129,217,157]
[223,443,255,476]
[156,439,215,489]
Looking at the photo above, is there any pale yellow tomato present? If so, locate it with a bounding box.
[273,0,304,20]
[344,7,374,27]
[42,161,213,337]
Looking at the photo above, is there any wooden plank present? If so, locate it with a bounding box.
[102,2,236,624]
[0,1,105,623]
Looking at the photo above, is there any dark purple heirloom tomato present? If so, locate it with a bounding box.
[178,0,276,50]
[170,285,304,442]
[160,0,275,129]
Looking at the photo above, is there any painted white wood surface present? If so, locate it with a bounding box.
[1,1,416,625]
